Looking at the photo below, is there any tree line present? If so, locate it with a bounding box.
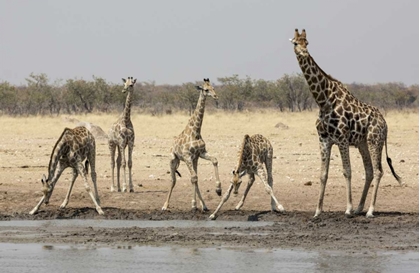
[0,73,418,116]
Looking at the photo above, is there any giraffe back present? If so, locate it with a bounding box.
[235,134,272,174]
[48,126,95,180]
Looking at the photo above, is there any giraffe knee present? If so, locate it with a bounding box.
[374,169,383,179]
[191,176,198,184]
[342,169,351,180]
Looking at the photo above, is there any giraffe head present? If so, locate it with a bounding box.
[122,77,137,93]
[231,169,246,194]
[196,78,218,100]
[290,29,309,57]
[40,174,53,205]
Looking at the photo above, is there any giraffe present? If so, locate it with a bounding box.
[290,29,401,218]
[162,78,222,212]
[29,126,104,215]
[108,77,136,192]
[209,134,284,220]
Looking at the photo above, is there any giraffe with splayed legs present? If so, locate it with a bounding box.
[209,134,284,220]
[290,29,401,218]
[108,77,136,192]
[30,126,103,215]
[162,78,222,212]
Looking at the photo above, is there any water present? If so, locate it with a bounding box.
[0,220,417,272]
[0,219,272,229]
[0,243,417,273]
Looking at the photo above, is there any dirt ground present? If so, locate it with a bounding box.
[0,111,418,251]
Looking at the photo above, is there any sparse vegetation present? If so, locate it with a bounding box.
[0,73,418,116]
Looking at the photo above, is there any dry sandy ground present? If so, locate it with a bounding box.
[0,110,418,251]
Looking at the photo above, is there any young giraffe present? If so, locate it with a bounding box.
[30,126,104,215]
[162,78,222,212]
[290,29,401,218]
[108,77,136,192]
[209,134,284,220]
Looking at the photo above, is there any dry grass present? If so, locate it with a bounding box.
[0,110,417,214]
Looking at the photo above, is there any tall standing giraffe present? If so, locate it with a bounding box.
[290,29,401,218]
[162,78,222,212]
[209,134,284,220]
[108,77,136,192]
[30,126,104,215]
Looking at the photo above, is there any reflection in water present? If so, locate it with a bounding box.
[0,243,417,273]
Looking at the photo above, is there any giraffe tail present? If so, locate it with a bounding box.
[175,170,182,178]
[85,160,89,175]
[384,137,402,185]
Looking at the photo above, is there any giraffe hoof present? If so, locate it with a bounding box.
[209,214,216,220]
[129,189,134,193]
[215,189,222,196]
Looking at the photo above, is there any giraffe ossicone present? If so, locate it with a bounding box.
[290,29,401,218]
[162,78,222,212]
[30,126,103,215]
[209,134,284,220]
[108,77,137,193]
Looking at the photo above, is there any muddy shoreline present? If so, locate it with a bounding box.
[0,208,418,252]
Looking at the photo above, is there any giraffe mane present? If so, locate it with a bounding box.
[235,134,250,172]
[47,128,71,176]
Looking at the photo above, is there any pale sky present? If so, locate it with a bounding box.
[0,0,418,86]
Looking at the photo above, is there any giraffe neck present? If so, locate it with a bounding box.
[296,53,338,109]
[186,91,207,135]
[235,135,249,172]
[47,128,70,181]
[122,90,132,124]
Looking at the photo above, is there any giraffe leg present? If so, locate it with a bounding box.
[209,183,234,220]
[88,146,101,206]
[77,162,104,215]
[366,144,384,218]
[256,167,285,212]
[355,142,374,215]
[315,140,333,217]
[116,146,122,192]
[265,154,285,212]
[162,155,179,211]
[235,174,255,210]
[192,159,208,212]
[30,163,66,215]
[338,144,353,216]
[119,144,128,193]
[109,141,117,192]
[60,168,78,209]
[199,152,222,196]
[29,196,46,215]
[127,141,134,192]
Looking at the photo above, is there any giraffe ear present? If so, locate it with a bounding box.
[122,78,126,83]
[294,28,299,39]
[132,78,137,84]
[196,85,203,91]
[41,174,47,185]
